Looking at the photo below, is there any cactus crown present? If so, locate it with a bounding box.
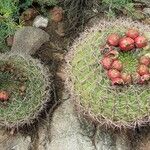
[66,18,150,129]
[0,52,51,128]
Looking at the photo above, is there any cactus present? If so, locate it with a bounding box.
[66,18,150,130]
[0,52,51,128]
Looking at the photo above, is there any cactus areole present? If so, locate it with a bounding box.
[66,18,150,130]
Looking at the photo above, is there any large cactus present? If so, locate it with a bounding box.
[0,52,51,128]
[66,18,150,129]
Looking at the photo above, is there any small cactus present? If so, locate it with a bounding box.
[0,52,52,129]
[66,18,150,130]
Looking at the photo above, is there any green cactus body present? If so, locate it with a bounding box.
[66,18,150,129]
[0,52,51,128]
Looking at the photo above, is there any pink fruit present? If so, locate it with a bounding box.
[139,56,150,66]
[121,73,132,84]
[0,91,9,101]
[111,78,124,85]
[119,37,135,51]
[135,36,147,48]
[137,65,149,76]
[107,69,121,80]
[107,33,120,46]
[112,60,123,71]
[100,57,113,70]
[126,29,139,39]
[141,74,150,82]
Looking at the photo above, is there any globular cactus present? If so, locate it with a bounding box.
[66,18,150,130]
[0,52,52,129]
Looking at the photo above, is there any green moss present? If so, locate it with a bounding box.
[71,27,150,123]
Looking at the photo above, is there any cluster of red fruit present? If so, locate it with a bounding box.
[100,29,150,86]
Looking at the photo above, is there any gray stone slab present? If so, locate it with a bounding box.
[11,26,49,55]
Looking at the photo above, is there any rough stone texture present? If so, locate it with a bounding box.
[36,123,51,150]
[143,8,150,16]
[48,92,95,150]
[134,0,150,6]
[11,26,49,55]
[95,131,131,150]
[33,15,49,28]
[0,130,31,150]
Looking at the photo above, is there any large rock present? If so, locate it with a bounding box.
[11,27,49,55]
[48,93,95,150]
[95,131,130,150]
[0,130,31,150]
[36,124,51,150]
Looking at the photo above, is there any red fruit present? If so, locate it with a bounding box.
[135,36,147,48]
[139,56,150,66]
[105,50,119,60]
[121,73,132,84]
[119,37,135,51]
[126,29,139,39]
[107,33,120,46]
[107,69,121,80]
[112,60,123,71]
[0,91,9,101]
[100,57,113,70]
[141,74,150,82]
[111,78,124,85]
[137,65,149,76]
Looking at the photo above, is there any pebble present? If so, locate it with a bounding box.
[33,15,49,28]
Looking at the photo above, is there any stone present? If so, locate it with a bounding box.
[49,134,95,150]
[48,94,95,150]
[143,8,150,16]
[0,130,31,150]
[11,26,49,55]
[33,15,49,28]
[36,125,50,150]
[50,99,81,140]
[95,131,116,150]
